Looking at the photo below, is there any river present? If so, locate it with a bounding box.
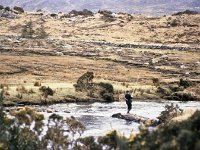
[32,101,200,137]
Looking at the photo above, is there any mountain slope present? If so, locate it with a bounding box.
[0,0,199,15]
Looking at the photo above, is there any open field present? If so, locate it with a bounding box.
[0,10,200,105]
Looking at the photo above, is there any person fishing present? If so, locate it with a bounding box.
[125,91,133,113]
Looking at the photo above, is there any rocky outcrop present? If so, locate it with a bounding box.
[0,10,15,19]
[112,113,159,126]
[74,72,114,102]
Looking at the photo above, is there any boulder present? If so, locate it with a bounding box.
[112,113,158,126]
[47,109,53,113]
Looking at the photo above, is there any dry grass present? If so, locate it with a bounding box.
[1,13,199,44]
[0,12,199,103]
[172,109,197,122]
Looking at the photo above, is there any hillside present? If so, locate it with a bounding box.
[0,0,200,15]
[0,8,200,104]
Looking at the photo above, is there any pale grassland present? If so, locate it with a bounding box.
[0,13,200,44]
[172,109,197,122]
[0,12,199,104]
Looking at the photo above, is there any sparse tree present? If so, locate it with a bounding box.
[21,20,34,38]
[36,25,48,39]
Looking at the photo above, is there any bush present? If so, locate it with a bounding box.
[77,136,102,150]
[128,110,200,150]
[157,86,172,96]
[82,9,93,16]
[152,78,160,87]
[60,14,70,19]
[98,130,128,150]
[98,10,116,22]
[93,82,114,102]
[157,103,183,124]
[0,97,85,150]
[13,6,24,13]
[0,84,9,90]
[0,5,4,10]
[34,81,41,86]
[98,10,113,15]
[16,86,28,94]
[16,93,23,99]
[39,86,54,98]
[179,78,193,88]
[50,13,58,18]
[69,9,93,17]
[170,19,180,27]
[36,25,48,39]
[21,21,34,38]
[100,91,114,102]
[4,6,10,11]
[97,82,114,93]
[172,91,197,101]
[173,10,199,16]
[28,89,35,94]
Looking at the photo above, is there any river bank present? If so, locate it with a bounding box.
[1,79,200,107]
[5,101,200,137]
